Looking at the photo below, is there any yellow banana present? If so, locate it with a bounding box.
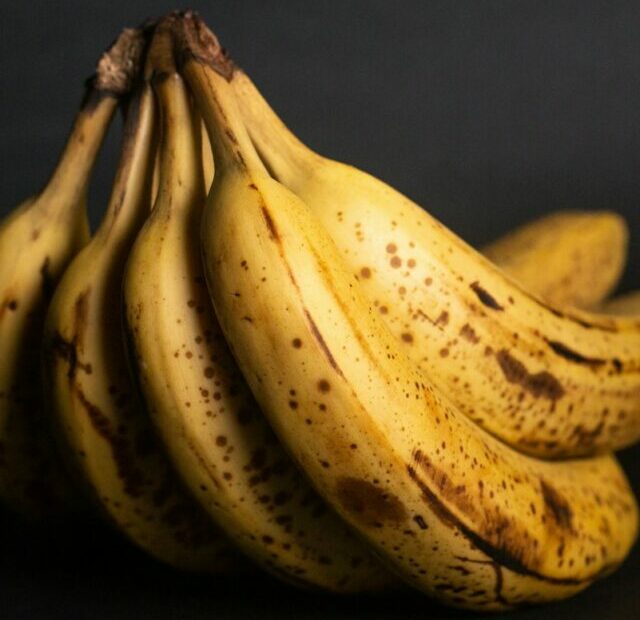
[0,28,143,520]
[482,211,628,308]
[600,291,640,316]
[42,65,238,571]
[178,17,638,609]
[231,65,640,458]
[124,34,393,591]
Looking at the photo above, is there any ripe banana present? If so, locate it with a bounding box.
[0,28,143,520]
[178,19,638,609]
[482,211,628,308]
[42,69,238,571]
[600,291,640,316]
[231,65,640,458]
[124,34,394,591]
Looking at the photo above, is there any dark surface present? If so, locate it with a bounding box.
[0,1,638,618]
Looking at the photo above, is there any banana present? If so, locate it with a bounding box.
[230,63,640,458]
[600,291,640,316]
[482,211,628,308]
[178,17,638,609]
[0,28,143,520]
[42,58,238,571]
[124,31,394,591]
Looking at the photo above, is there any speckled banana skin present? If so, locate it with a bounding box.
[125,58,394,591]
[232,71,640,459]
[0,86,120,520]
[482,211,628,309]
[180,32,638,608]
[42,83,237,572]
[600,291,640,316]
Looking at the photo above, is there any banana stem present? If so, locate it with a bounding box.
[175,13,265,174]
[37,27,147,218]
[153,71,204,214]
[94,84,155,247]
[232,70,320,179]
[36,93,117,217]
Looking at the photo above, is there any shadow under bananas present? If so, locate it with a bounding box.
[0,441,638,620]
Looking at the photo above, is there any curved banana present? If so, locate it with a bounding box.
[124,38,393,591]
[42,73,238,571]
[178,19,638,609]
[0,28,144,520]
[230,66,640,458]
[600,291,640,316]
[482,211,628,308]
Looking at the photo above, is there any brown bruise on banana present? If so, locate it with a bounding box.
[331,206,640,457]
[227,195,637,608]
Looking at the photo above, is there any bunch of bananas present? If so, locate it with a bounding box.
[1,13,638,611]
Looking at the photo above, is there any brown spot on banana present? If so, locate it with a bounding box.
[459,323,480,344]
[336,477,407,526]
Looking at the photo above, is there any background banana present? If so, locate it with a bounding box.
[125,32,394,591]
[231,68,640,458]
[0,28,144,520]
[482,210,628,309]
[178,20,638,608]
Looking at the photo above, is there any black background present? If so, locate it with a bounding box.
[0,1,638,618]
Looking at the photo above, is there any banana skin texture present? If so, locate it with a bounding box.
[178,16,638,609]
[231,70,640,459]
[124,47,394,590]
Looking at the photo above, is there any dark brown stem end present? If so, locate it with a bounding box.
[175,10,235,80]
[92,27,147,96]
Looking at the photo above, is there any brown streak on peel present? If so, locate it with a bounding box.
[545,340,607,368]
[261,206,279,241]
[48,289,93,379]
[74,386,146,497]
[413,450,477,519]
[540,479,574,532]
[470,282,503,311]
[406,464,592,586]
[259,202,344,379]
[495,349,565,400]
[304,309,344,377]
[49,332,92,380]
